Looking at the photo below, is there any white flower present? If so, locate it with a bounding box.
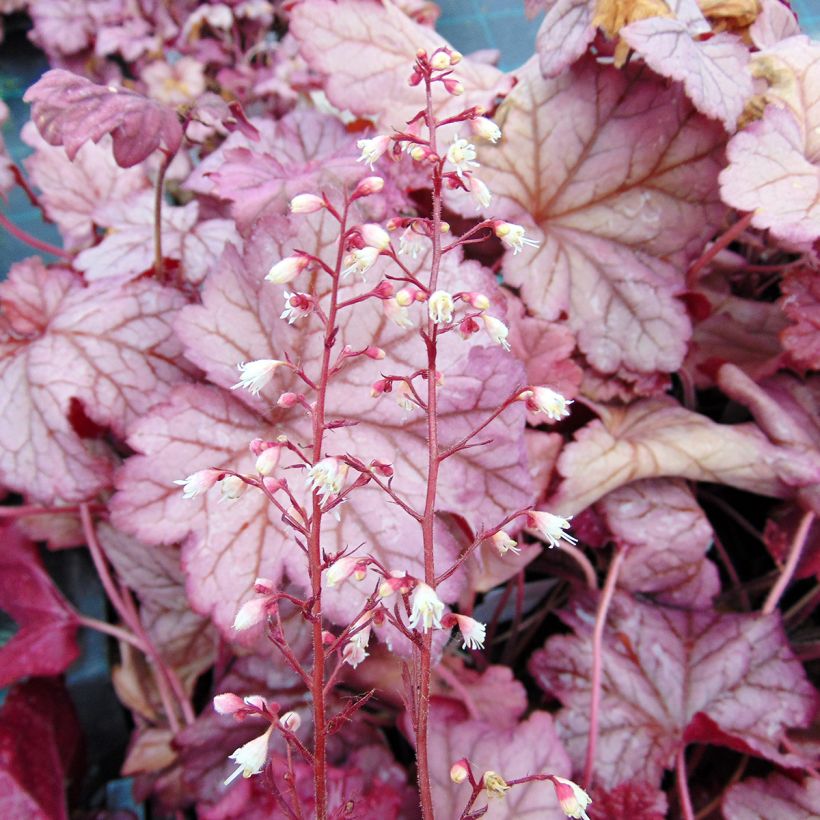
[342,619,372,669]
[306,457,348,502]
[357,135,391,168]
[219,475,247,502]
[231,359,288,395]
[491,530,520,555]
[255,446,281,476]
[289,193,324,214]
[325,555,360,588]
[469,176,492,210]
[453,614,486,650]
[528,511,578,549]
[342,246,380,279]
[224,726,273,785]
[174,468,221,499]
[521,386,573,421]
[280,291,312,324]
[446,138,480,180]
[483,771,510,799]
[266,254,309,285]
[360,223,391,250]
[398,225,424,258]
[395,381,417,413]
[233,596,268,631]
[552,776,592,820]
[494,221,540,254]
[428,290,455,324]
[471,116,502,143]
[481,315,510,351]
[385,297,414,329]
[409,582,445,632]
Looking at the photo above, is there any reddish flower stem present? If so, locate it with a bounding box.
[763,511,815,615]
[676,747,696,820]
[582,546,625,788]
[304,201,350,820]
[153,150,173,281]
[686,211,754,288]
[0,210,70,259]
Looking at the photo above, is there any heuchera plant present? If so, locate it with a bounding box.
[0,0,818,818]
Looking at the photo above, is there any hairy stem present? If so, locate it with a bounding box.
[582,547,625,788]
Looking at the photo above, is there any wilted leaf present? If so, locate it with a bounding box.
[549,396,820,515]
[530,592,817,787]
[480,56,725,376]
[25,69,183,168]
[723,773,820,819]
[598,479,720,608]
[0,258,189,503]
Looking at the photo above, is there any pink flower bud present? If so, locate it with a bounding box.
[289,193,324,214]
[353,176,385,197]
[370,460,393,477]
[255,445,281,476]
[408,70,422,86]
[450,758,470,784]
[470,116,502,143]
[462,292,491,311]
[262,476,286,493]
[365,346,386,360]
[458,316,480,340]
[325,555,361,588]
[174,468,222,499]
[277,392,299,407]
[266,254,309,285]
[321,630,335,645]
[233,596,268,630]
[372,280,394,299]
[395,287,416,307]
[279,711,301,732]
[443,78,464,95]
[449,50,463,64]
[551,776,592,819]
[371,379,388,398]
[253,577,275,594]
[214,692,246,715]
[248,438,268,456]
[360,223,391,250]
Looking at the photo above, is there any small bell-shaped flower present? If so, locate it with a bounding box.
[224,726,273,785]
[491,530,520,555]
[353,176,384,198]
[551,776,592,820]
[494,221,540,254]
[357,135,391,168]
[450,614,486,650]
[471,116,502,143]
[306,457,348,503]
[483,771,510,799]
[232,359,289,395]
[398,225,424,258]
[428,290,455,324]
[360,223,391,250]
[527,511,578,548]
[289,193,324,214]
[342,246,380,279]
[385,297,414,329]
[519,386,573,421]
[266,254,309,285]
[174,468,222,499]
[469,176,492,210]
[409,582,445,631]
[446,138,479,180]
[280,291,313,324]
[481,315,511,351]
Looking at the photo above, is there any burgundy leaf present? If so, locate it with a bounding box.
[549,397,820,516]
[24,69,183,168]
[598,479,720,609]
[588,780,667,820]
[723,773,820,819]
[530,592,817,787]
[0,258,190,503]
[780,267,820,371]
[479,56,726,376]
[0,525,80,686]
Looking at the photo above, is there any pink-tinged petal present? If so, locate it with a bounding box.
[621,19,753,131]
[550,397,820,516]
[536,0,596,78]
[21,123,149,251]
[0,525,80,686]
[74,191,239,284]
[598,479,719,609]
[723,774,820,819]
[288,0,511,130]
[780,267,820,371]
[480,56,726,376]
[24,69,183,168]
[530,592,817,788]
[427,703,571,818]
[0,259,190,503]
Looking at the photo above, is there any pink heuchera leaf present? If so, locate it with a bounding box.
[750,0,801,50]
[289,0,512,129]
[112,216,533,632]
[588,780,667,820]
[21,122,149,251]
[74,190,240,283]
[530,592,817,788]
[719,36,820,245]
[479,56,726,376]
[24,68,183,168]
[780,268,820,371]
[0,678,82,820]
[0,525,80,686]
[598,479,720,609]
[535,0,596,78]
[549,396,820,516]
[723,773,820,819]
[0,258,189,503]
[27,0,96,56]
[97,523,216,685]
[688,289,787,386]
[620,19,753,131]
[427,701,571,818]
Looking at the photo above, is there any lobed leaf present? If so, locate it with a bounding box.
[723,773,820,819]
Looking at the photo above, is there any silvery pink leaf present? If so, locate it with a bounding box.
[479,56,725,376]
[598,479,719,609]
[579,365,671,402]
[780,268,820,371]
[289,0,512,129]
[723,774,820,819]
[620,18,753,131]
[74,190,239,283]
[535,0,596,78]
[427,702,571,818]
[0,258,189,503]
[113,217,532,632]
[27,0,96,56]
[688,289,787,386]
[24,69,183,168]
[750,0,801,50]
[530,592,817,788]
[21,122,149,251]
[549,396,820,515]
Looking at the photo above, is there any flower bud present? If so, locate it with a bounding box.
[449,50,463,64]
[219,475,247,501]
[253,577,275,594]
[360,223,391,250]
[353,175,385,197]
[266,254,309,285]
[371,378,388,398]
[551,776,592,819]
[462,292,490,311]
[458,316,480,339]
[369,460,394,477]
[443,78,464,95]
[255,445,281,476]
[395,287,417,307]
[262,476,286,493]
[450,758,470,784]
[279,711,301,732]
[470,116,502,143]
[277,392,299,407]
[372,280,394,299]
[430,51,450,70]
[289,193,324,214]
[233,596,268,630]
[365,346,386,360]
[213,692,246,715]
[481,314,511,351]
